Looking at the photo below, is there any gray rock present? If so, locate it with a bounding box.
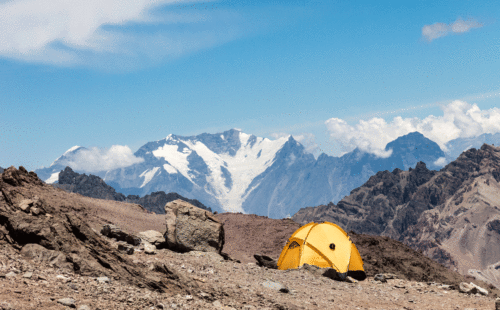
[261,280,289,293]
[138,230,165,246]
[97,276,110,284]
[0,302,14,310]
[298,263,343,281]
[345,276,358,283]
[20,243,72,270]
[5,271,16,279]
[117,243,134,255]
[164,199,224,253]
[22,272,33,279]
[57,298,76,308]
[101,224,141,246]
[469,282,488,296]
[374,274,387,283]
[253,254,277,269]
[459,282,477,294]
[144,242,157,255]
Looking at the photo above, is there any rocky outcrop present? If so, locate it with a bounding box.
[164,199,224,254]
[0,166,4,174]
[293,144,500,288]
[55,167,211,213]
[127,191,211,214]
[0,166,194,294]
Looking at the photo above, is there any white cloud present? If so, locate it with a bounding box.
[325,100,500,157]
[58,145,144,173]
[292,133,319,155]
[422,17,482,42]
[270,132,290,139]
[270,132,319,155]
[433,157,447,167]
[0,0,243,69]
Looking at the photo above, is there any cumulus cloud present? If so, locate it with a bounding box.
[0,0,241,68]
[325,100,500,158]
[422,17,482,42]
[58,145,144,173]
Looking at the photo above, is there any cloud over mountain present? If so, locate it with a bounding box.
[422,17,483,42]
[325,100,500,157]
[57,145,144,173]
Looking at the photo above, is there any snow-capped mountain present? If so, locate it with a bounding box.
[35,146,87,183]
[36,129,453,219]
[102,129,289,213]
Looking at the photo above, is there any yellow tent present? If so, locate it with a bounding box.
[277,222,366,280]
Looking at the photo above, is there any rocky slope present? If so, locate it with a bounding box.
[293,144,500,288]
[0,166,195,295]
[55,166,211,213]
[0,166,498,309]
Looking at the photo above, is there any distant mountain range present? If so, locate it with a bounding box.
[34,129,500,219]
[292,144,500,288]
[54,166,211,214]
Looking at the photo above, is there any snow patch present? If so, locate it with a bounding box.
[163,163,178,174]
[434,157,447,167]
[180,132,288,213]
[45,172,60,184]
[139,167,160,188]
[152,144,193,182]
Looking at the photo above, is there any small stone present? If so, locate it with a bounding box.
[117,243,134,255]
[345,276,358,283]
[22,272,33,279]
[96,276,110,284]
[495,297,500,310]
[184,295,193,300]
[144,242,157,255]
[0,302,14,310]
[57,298,76,308]
[56,275,70,282]
[5,271,16,279]
[374,274,387,283]
[212,300,223,307]
[77,306,91,310]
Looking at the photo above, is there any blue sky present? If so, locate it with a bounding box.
[1,0,500,172]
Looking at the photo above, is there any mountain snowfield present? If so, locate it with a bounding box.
[134,131,288,212]
[34,129,500,219]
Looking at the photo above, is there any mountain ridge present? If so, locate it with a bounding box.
[55,166,211,213]
[34,130,488,219]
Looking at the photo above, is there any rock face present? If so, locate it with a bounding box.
[0,166,193,294]
[164,199,224,254]
[293,144,500,288]
[55,167,211,214]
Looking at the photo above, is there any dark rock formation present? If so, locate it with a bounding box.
[0,166,194,294]
[56,166,127,201]
[128,191,211,214]
[55,167,211,213]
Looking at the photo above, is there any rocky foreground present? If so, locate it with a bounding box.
[0,166,499,309]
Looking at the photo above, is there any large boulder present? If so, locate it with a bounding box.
[164,199,224,253]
